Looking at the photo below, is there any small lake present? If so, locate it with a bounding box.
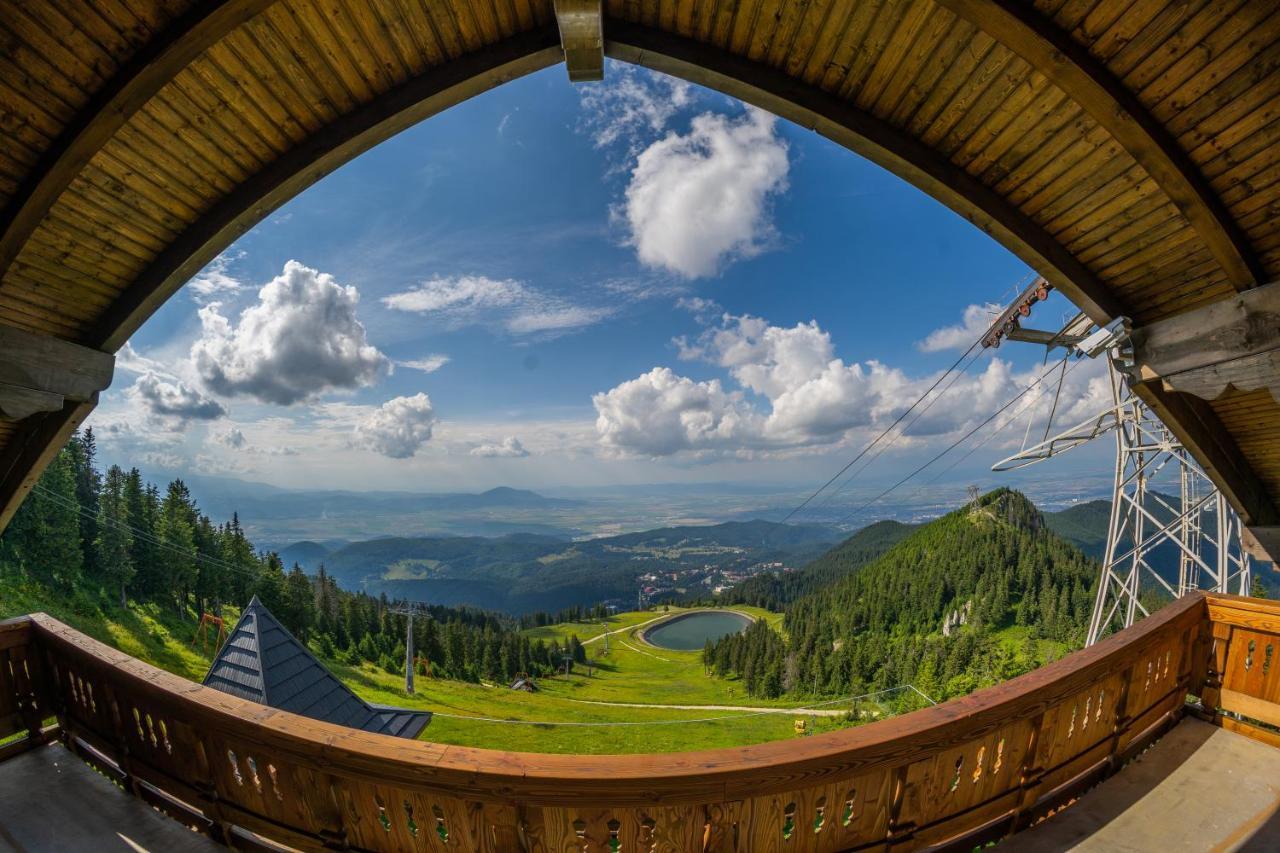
[644,610,753,651]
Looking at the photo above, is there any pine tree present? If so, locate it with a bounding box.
[284,564,315,638]
[158,481,198,610]
[66,429,101,576]
[4,448,83,589]
[95,465,134,607]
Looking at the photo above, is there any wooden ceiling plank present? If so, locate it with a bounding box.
[1167,33,1280,144]
[374,1,428,82]
[934,55,1034,159]
[975,90,1077,186]
[150,82,268,180]
[856,0,934,112]
[1121,0,1249,100]
[96,131,219,215]
[903,29,996,139]
[834,0,909,103]
[334,0,403,92]
[0,0,281,286]
[948,65,1047,170]
[290,5,377,107]
[764,0,816,71]
[935,0,1264,292]
[1150,8,1280,133]
[815,0,882,94]
[190,46,297,158]
[871,2,956,119]
[1027,139,1134,224]
[1002,121,1110,208]
[206,39,310,149]
[1049,167,1160,244]
[250,11,344,125]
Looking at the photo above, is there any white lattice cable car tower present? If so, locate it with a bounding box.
[984,279,1252,647]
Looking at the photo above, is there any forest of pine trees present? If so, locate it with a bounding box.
[706,489,1101,702]
[0,431,586,684]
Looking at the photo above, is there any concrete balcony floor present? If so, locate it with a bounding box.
[0,718,1277,851]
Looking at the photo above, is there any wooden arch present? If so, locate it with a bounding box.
[0,0,1277,552]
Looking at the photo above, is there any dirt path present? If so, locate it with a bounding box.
[580,614,670,646]
[561,698,849,717]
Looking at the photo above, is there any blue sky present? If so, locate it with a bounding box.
[90,61,1111,494]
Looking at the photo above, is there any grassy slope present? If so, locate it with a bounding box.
[0,580,229,682]
[2,588,858,754]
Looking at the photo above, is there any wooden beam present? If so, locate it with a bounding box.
[1132,380,1280,530]
[0,324,114,419]
[605,22,1278,531]
[933,0,1264,292]
[1241,527,1280,564]
[1130,281,1280,402]
[88,28,562,353]
[0,396,97,532]
[554,0,604,82]
[0,0,281,282]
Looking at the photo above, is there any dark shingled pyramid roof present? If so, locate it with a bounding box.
[203,596,430,739]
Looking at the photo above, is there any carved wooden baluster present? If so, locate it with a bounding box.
[10,645,49,746]
[781,801,797,841]
[1200,622,1232,712]
[1106,666,1135,774]
[884,764,914,847]
[1007,716,1045,838]
[403,800,418,838]
[192,736,233,845]
[101,682,142,798]
[841,789,857,827]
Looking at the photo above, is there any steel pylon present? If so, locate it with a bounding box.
[1082,360,1251,644]
[989,323,1252,646]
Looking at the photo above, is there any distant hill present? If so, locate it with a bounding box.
[278,540,331,572]
[1044,500,1112,558]
[170,477,583,523]
[315,519,841,614]
[721,519,916,609]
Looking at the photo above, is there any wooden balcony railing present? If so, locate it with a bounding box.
[2,592,1278,852]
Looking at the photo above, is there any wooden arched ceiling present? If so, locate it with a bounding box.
[0,0,1277,551]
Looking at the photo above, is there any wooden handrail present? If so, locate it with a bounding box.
[2,592,1257,851]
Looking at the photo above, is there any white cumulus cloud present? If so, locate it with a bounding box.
[352,393,438,459]
[192,260,388,405]
[594,310,1106,458]
[623,108,789,278]
[593,367,760,457]
[470,436,530,458]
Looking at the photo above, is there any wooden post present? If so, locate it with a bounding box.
[1007,714,1045,837]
